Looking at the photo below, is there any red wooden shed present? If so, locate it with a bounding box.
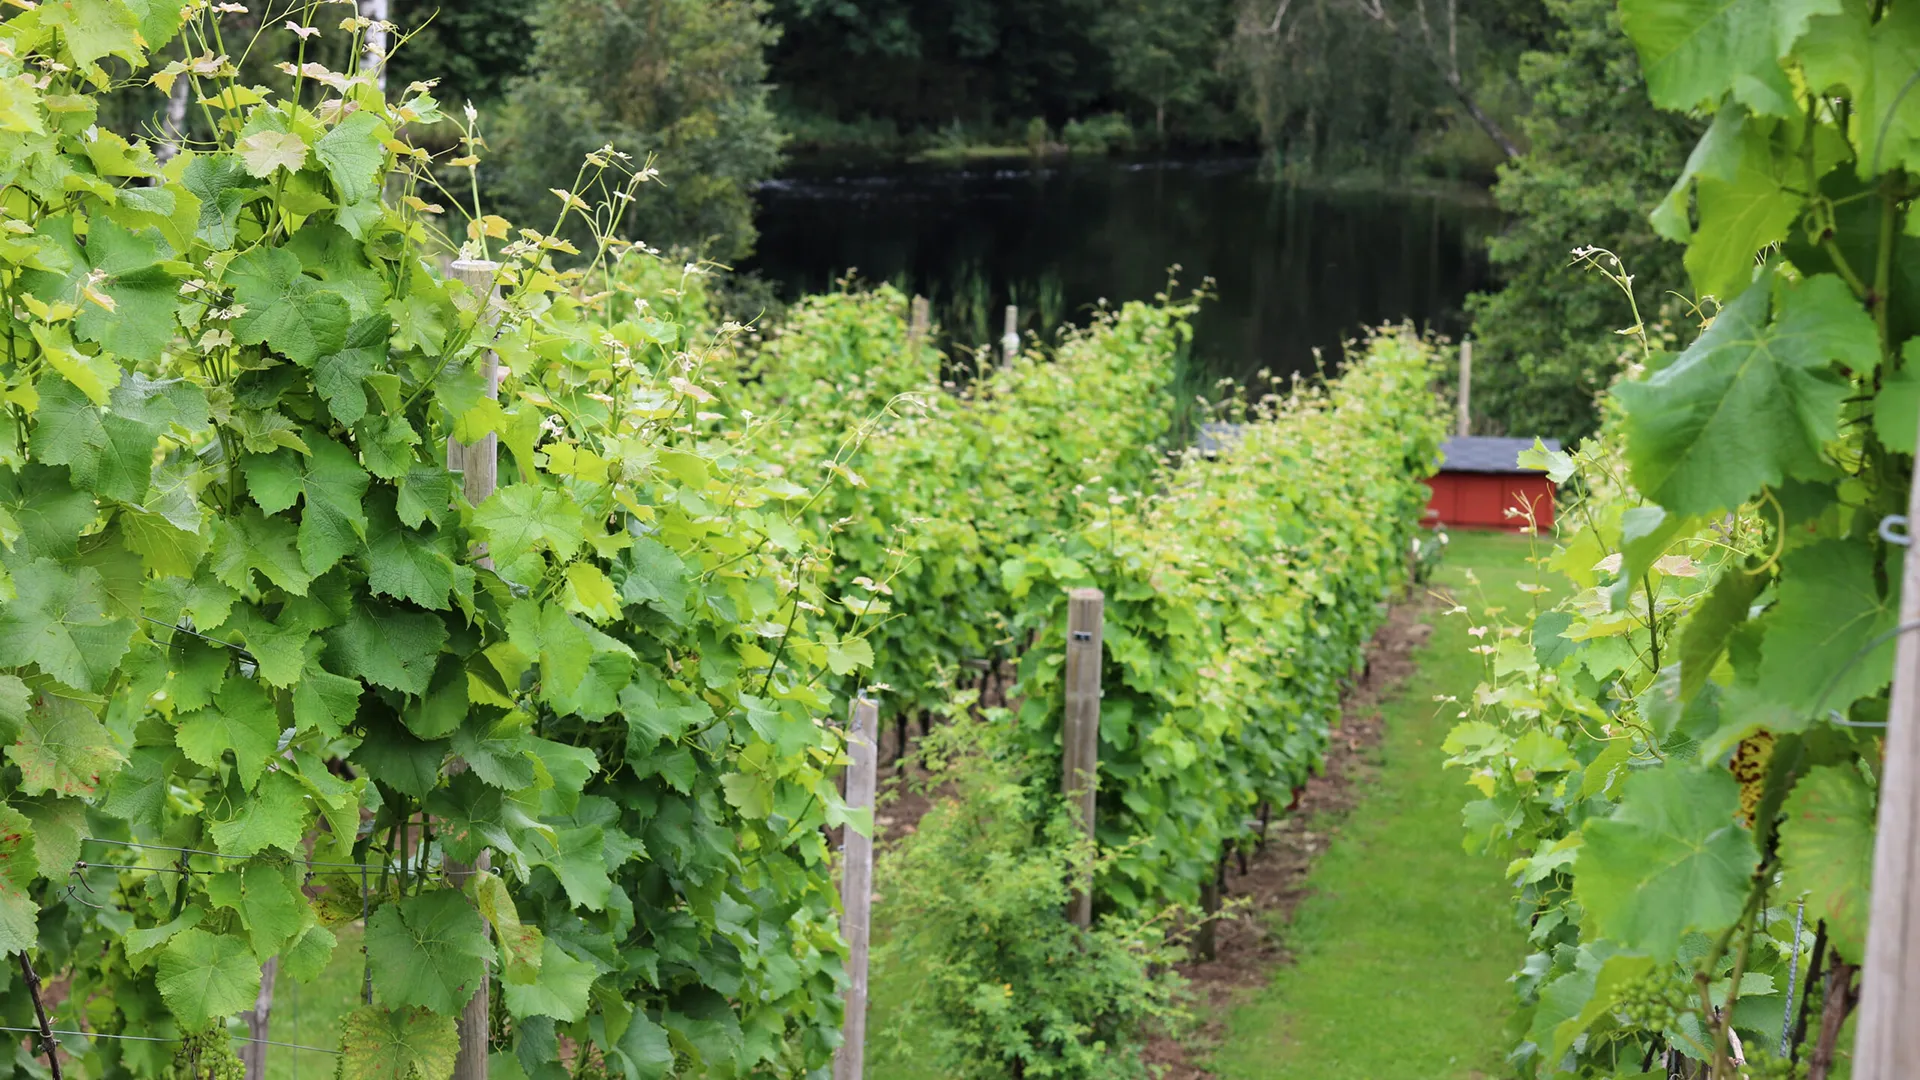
[1424,436,1558,532]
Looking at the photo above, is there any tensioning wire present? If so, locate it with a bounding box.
[0,1026,339,1054]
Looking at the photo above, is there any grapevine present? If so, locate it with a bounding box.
[1444,0,1920,1074]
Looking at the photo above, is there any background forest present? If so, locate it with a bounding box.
[142,0,1702,441]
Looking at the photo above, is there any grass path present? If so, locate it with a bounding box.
[1208,529,1538,1079]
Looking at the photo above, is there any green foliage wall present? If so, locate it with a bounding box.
[0,5,852,1077]
[1448,0,1920,1073]
[1005,330,1448,910]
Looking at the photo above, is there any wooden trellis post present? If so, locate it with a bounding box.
[835,697,880,1080]
[447,258,502,1080]
[1457,338,1472,437]
[1062,588,1103,928]
[1853,413,1920,1079]
[907,295,930,354]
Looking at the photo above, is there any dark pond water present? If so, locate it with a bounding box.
[744,157,1504,386]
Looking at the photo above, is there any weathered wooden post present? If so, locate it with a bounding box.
[1853,412,1920,1079]
[908,295,931,354]
[1457,338,1472,437]
[1002,304,1019,368]
[447,258,502,1080]
[835,697,880,1080]
[1063,588,1104,928]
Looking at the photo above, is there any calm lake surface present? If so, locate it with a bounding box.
[745,157,1503,385]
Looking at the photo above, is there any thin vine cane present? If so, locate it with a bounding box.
[446,258,504,1080]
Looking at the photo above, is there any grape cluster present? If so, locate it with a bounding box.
[1610,971,1692,1032]
[1739,1046,1805,1080]
[166,1029,245,1080]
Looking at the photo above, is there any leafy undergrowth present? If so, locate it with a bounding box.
[1209,530,1541,1080]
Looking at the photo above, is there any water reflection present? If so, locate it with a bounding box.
[746,158,1502,385]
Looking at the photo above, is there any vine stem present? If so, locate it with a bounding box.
[19,952,63,1080]
[1712,881,1764,1078]
[1694,867,1770,1078]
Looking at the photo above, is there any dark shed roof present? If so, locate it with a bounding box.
[1438,436,1562,475]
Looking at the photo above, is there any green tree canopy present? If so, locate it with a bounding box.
[486,0,784,261]
[1465,0,1698,440]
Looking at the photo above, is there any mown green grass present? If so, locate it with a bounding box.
[1209,528,1542,1080]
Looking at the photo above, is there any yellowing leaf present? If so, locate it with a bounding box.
[237,129,308,177]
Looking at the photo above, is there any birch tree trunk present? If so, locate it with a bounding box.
[240,957,278,1080]
[156,75,190,164]
[360,0,389,91]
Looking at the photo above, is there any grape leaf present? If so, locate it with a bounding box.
[281,924,337,984]
[1618,0,1818,116]
[366,890,492,1014]
[472,486,587,581]
[501,937,596,1022]
[175,678,280,791]
[340,1004,459,1080]
[314,315,389,425]
[1575,765,1758,960]
[451,713,539,790]
[400,657,467,740]
[180,152,254,248]
[294,651,363,739]
[315,111,388,205]
[30,376,154,502]
[157,929,261,1030]
[0,464,97,560]
[207,861,304,958]
[0,805,39,955]
[529,825,613,911]
[211,507,314,595]
[124,907,204,967]
[467,871,543,985]
[611,1012,675,1080]
[18,796,83,878]
[1757,540,1896,715]
[0,558,133,694]
[209,770,310,856]
[617,536,693,622]
[1875,341,1920,453]
[237,129,307,178]
[224,604,321,689]
[1685,123,1800,300]
[1679,565,1766,700]
[228,246,351,366]
[1798,1,1920,178]
[1616,273,1867,515]
[364,492,457,610]
[1780,765,1875,960]
[325,601,448,696]
[10,690,122,797]
[101,746,175,834]
[0,675,26,746]
[38,0,144,68]
[1653,105,1750,242]
[288,222,388,316]
[351,723,446,801]
[21,215,180,364]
